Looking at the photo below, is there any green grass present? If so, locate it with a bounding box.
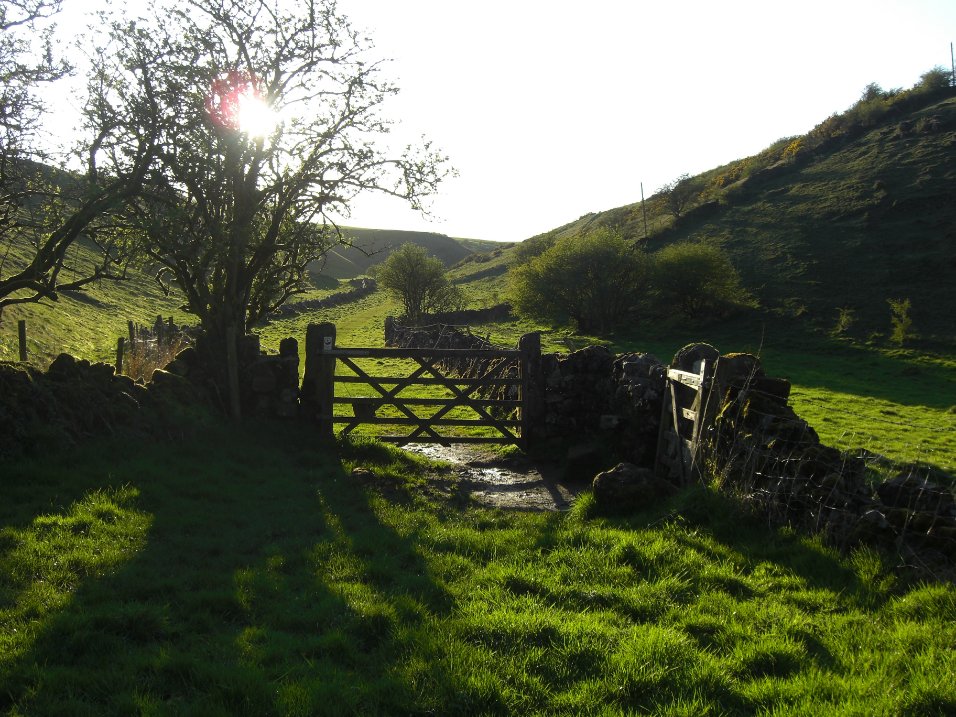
[597,318,956,474]
[2,424,954,715]
[0,238,186,368]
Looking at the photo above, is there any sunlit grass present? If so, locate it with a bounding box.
[1,424,954,714]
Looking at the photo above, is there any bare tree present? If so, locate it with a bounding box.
[88,0,451,413]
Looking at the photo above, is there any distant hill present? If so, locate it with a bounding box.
[518,88,956,344]
[314,228,479,279]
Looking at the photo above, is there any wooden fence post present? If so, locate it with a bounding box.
[127,320,136,351]
[302,322,336,440]
[519,332,543,450]
[116,337,125,374]
[18,319,27,362]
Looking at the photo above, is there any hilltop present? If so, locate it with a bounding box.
[506,89,956,344]
[318,228,499,279]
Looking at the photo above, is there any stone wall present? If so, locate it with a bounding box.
[704,353,956,563]
[383,321,956,565]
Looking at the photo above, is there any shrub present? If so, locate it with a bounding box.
[376,243,461,321]
[650,242,754,320]
[509,228,650,333]
[831,307,856,337]
[914,66,952,94]
[887,298,918,346]
[512,233,558,264]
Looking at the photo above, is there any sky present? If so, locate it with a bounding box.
[38,0,956,243]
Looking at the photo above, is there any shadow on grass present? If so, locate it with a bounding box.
[0,421,457,715]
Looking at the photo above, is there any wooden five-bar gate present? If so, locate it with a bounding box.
[300,322,543,448]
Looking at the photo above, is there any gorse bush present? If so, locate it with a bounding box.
[888,297,918,346]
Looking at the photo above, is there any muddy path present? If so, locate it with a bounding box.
[404,443,589,511]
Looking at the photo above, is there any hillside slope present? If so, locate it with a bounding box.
[316,227,477,279]
[524,94,956,343]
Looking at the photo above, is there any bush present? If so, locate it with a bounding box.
[512,233,558,264]
[915,66,952,94]
[651,242,753,320]
[887,298,918,346]
[509,228,650,333]
[376,243,461,320]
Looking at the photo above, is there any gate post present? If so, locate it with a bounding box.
[302,322,337,440]
[519,332,543,449]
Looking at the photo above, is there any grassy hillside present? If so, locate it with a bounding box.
[521,92,956,344]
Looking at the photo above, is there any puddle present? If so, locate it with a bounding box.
[403,443,586,511]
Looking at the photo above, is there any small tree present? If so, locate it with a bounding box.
[656,173,699,220]
[915,66,952,94]
[510,228,650,333]
[651,241,753,320]
[377,243,461,321]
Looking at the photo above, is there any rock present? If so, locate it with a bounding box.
[592,462,676,512]
[47,353,80,381]
[164,358,190,377]
[351,467,375,480]
[877,473,956,515]
[671,343,720,373]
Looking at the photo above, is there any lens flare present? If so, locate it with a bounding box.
[206,71,277,138]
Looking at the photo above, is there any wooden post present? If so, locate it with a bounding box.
[127,320,136,354]
[518,332,543,450]
[18,319,27,362]
[302,322,336,440]
[226,325,241,421]
[116,337,125,374]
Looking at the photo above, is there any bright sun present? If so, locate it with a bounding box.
[206,72,278,139]
[235,88,278,138]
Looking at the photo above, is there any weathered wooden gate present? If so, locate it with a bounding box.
[654,348,718,484]
[301,322,543,448]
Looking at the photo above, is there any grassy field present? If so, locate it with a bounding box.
[1,421,954,715]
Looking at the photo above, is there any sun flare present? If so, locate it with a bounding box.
[235,89,278,138]
[206,72,278,138]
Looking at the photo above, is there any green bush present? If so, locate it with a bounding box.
[509,228,650,333]
[651,242,754,320]
[512,233,558,264]
[376,243,461,320]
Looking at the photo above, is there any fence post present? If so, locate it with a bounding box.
[519,332,543,450]
[116,337,125,374]
[302,322,336,440]
[18,319,27,362]
[127,320,135,352]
